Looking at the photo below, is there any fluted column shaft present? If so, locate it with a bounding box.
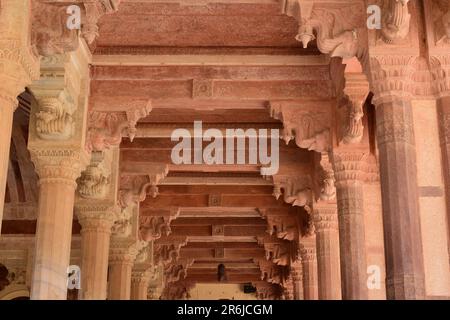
[332,152,368,300]
[375,96,425,299]
[314,202,342,300]
[78,211,115,300]
[299,237,318,300]
[30,151,86,299]
[108,254,134,300]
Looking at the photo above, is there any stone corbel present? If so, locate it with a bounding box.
[154,237,188,266]
[139,209,180,242]
[340,72,370,145]
[271,175,312,210]
[315,152,336,201]
[430,0,450,45]
[163,258,194,284]
[86,100,152,152]
[76,151,110,199]
[380,0,411,44]
[256,259,288,285]
[118,164,169,209]
[259,236,292,267]
[258,209,298,241]
[31,0,122,56]
[283,1,367,60]
[81,0,122,44]
[31,1,79,56]
[29,55,78,141]
[269,102,330,153]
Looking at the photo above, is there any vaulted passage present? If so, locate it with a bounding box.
[0,0,449,301]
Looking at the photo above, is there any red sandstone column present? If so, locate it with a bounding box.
[332,151,368,300]
[437,97,450,259]
[375,96,425,299]
[77,208,116,300]
[131,271,150,300]
[313,202,342,300]
[291,261,304,300]
[299,237,318,300]
[108,252,134,300]
[0,0,39,233]
[30,150,86,299]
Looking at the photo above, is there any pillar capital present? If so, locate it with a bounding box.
[313,202,338,232]
[29,147,90,187]
[298,237,316,263]
[332,151,367,185]
[109,238,148,265]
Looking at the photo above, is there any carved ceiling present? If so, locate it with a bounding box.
[2,0,383,298]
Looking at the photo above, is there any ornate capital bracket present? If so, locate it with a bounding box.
[154,237,188,266]
[315,152,336,202]
[282,1,367,59]
[269,101,331,153]
[259,236,293,267]
[380,0,412,44]
[271,175,312,211]
[163,258,194,284]
[256,259,289,285]
[118,164,169,208]
[77,151,110,199]
[86,100,152,152]
[139,209,180,242]
[258,209,299,242]
[340,72,370,145]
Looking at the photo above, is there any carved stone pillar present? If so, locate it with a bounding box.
[77,207,117,300]
[131,244,154,300]
[29,149,88,299]
[313,202,342,300]
[299,237,318,300]
[75,148,121,300]
[108,239,147,300]
[0,0,40,231]
[108,254,134,300]
[332,151,368,300]
[375,95,425,299]
[131,270,151,300]
[437,97,450,258]
[290,261,303,300]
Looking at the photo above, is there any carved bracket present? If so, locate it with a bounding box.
[32,0,122,56]
[77,151,110,199]
[139,209,180,242]
[269,101,330,153]
[118,165,169,209]
[86,100,152,152]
